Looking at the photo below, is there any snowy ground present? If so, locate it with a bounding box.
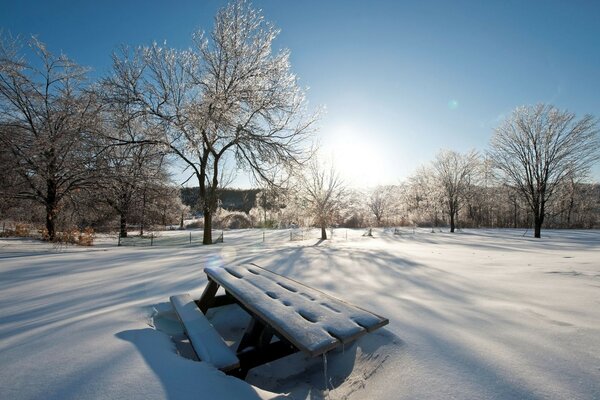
[0,228,599,399]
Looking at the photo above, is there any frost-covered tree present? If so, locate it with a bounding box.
[137,182,186,233]
[102,144,168,237]
[432,149,480,233]
[489,104,599,238]
[368,185,395,226]
[0,137,23,217]
[464,155,497,228]
[255,182,288,228]
[339,188,369,228]
[95,105,174,238]
[104,0,316,244]
[0,36,102,240]
[406,166,443,228]
[299,159,345,240]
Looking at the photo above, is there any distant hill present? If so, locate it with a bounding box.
[180,188,260,214]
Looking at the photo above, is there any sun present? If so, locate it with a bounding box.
[324,124,385,187]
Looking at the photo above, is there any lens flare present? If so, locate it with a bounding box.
[205,254,224,269]
[220,246,237,263]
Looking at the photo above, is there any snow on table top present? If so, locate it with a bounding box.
[205,263,388,357]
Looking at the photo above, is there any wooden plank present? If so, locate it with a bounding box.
[197,279,220,313]
[237,317,266,353]
[205,264,388,357]
[209,293,237,308]
[246,263,390,332]
[170,294,240,372]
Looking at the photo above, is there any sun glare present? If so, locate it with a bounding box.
[325,125,385,187]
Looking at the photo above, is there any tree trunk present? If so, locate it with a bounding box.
[140,190,146,236]
[45,180,58,241]
[449,211,455,233]
[45,203,57,241]
[566,196,574,227]
[533,199,546,239]
[120,213,128,238]
[321,225,327,240]
[534,219,542,238]
[203,209,213,245]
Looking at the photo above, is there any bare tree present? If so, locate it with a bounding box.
[102,145,168,237]
[0,35,101,240]
[299,160,345,240]
[432,149,480,233]
[368,185,395,226]
[255,181,288,228]
[94,103,174,238]
[489,104,599,238]
[104,0,316,244]
[405,166,442,228]
[0,136,23,217]
[339,188,369,228]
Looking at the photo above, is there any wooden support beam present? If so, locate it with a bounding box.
[237,317,267,353]
[197,279,220,313]
[210,293,237,308]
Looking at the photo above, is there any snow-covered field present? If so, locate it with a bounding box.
[1,228,599,399]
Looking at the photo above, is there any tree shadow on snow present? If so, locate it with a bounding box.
[116,328,273,400]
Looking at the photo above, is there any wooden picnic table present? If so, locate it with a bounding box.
[172,263,388,378]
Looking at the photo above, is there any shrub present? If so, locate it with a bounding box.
[78,227,95,246]
[53,227,95,246]
[0,223,33,238]
[222,212,253,229]
[185,221,203,229]
[256,219,278,229]
[15,223,31,237]
[55,227,79,244]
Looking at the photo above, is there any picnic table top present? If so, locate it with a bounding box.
[204,264,388,357]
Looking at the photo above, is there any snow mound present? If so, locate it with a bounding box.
[247,329,403,400]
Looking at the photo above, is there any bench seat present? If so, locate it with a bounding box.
[170,294,240,372]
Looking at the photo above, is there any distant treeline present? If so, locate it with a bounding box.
[181,188,260,214]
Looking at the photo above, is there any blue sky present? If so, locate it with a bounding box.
[2,0,599,187]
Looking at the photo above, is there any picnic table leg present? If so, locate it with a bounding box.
[237,317,267,353]
[258,326,274,349]
[196,279,220,313]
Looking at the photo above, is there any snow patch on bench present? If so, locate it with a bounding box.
[170,294,240,372]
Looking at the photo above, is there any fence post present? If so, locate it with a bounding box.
[263,231,265,243]
[189,232,192,244]
[150,233,154,246]
[118,234,121,247]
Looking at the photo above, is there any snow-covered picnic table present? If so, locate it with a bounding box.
[171,263,388,378]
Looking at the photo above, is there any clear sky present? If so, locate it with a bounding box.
[2,0,599,187]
